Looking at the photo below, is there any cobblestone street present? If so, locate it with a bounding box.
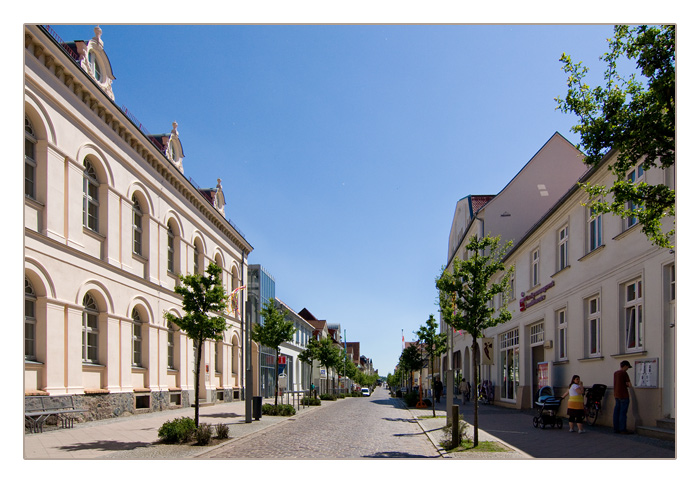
[201,387,440,459]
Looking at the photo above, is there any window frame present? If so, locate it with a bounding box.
[25,278,37,361]
[557,225,569,271]
[586,295,601,357]
[623,279,644,352]
[531,247,540,287]
[82,293,99,364]
[624,165,645,230]
[587,204,603,252]
[556,307,567,361]
[132,196,143,257]
[131,308,143,367]
[83,160,100,232]
[25,117,37,200]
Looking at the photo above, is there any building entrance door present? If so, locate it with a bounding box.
[531,345,544,408]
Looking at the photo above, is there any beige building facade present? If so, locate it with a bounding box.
[443,134,676,431]
[24,25,253,419]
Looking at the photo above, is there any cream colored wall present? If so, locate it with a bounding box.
[483,155,674,426]
[24,25,251,402]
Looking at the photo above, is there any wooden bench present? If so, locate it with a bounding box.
[25,395,88,433]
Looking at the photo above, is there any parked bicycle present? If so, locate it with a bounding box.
[583,384,607,426]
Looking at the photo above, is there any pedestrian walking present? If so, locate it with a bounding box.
[613,360,633,434]
[459,378,467,405]
[562,375,586,434]
[433,377,443,404]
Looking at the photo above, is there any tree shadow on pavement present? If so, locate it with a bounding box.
[200,412,243,419]
[364,451,439,458]
[382,417,417,423]
[58,440,151,452]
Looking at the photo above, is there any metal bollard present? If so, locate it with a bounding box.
[452,405,460,448]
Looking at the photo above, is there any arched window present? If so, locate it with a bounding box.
[25,117,37,199]
[132,195,143,256]
[82,293,99,363]
[88,50,102,82]
[83,160,99,232]
[25,278,37,361]
[131,308,142,367]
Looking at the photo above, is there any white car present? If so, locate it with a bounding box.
[361,388,370,397]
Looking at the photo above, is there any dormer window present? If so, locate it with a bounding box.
[88,51,102,82]
[78,26,115,101]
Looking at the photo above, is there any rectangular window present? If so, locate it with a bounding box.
[25,298,36,361]
[588,205,602,252]
[499,329,519,400]
[25,135,36,199]
[132,322,142,367]
[556,308,567,360]
[531,248,540,287]
[133,209,143,256]
[624,165,645,229]
[624,279,643,351]
[558,225,569,271]
[83,312,99,363]
[587,296,601,357]
[530,322,544,345]
[167,329,175,369]
[509,271,515,301]
[167,230,175,273]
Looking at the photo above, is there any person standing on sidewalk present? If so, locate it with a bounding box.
[613,360,633,434]
[433,377,443,404]
[459,378,467,405]
[562,375,586,434]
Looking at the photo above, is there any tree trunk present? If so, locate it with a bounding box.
[430,355,436,417]
[472,337,479,446]
[274,349,279,406]
[194,338,202,427]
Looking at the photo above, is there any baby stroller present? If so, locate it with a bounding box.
[532,386,563,429]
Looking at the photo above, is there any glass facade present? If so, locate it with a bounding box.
[247,265,276,397]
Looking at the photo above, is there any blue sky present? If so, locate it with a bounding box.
[44,23,623,375]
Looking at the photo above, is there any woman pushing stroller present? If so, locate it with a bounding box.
[562,375,586,434]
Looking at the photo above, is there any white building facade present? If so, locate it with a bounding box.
[24,25,253,419]
[444,135,676,431]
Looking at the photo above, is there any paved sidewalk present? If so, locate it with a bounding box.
[23,394,675,460]
[24,397,315,459]
[411,397,675,459]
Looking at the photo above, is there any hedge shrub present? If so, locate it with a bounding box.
[158,417,196,444]
[261,403,296,416]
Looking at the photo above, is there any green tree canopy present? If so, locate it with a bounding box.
[298,337,321,396]
[164,262,228,426]
[556,24,675,247]
[251,298,296,405]
[436,234,513,445]
[416,314,448,416]
[315,336,341,394]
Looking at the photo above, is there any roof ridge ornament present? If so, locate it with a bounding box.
[93,25,103,46]
[167,121,184,173]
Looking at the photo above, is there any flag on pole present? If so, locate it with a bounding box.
[226,285,246,317]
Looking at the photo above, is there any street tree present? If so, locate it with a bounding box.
[251,298,296,406]
[164,262,228,427]
[556,25,675,247]
[335,350,357,392]
[298,337,321,397]
[316,336,341,394]
[436,234,513,446]
[416,314,448,416]
[399,343,423,398]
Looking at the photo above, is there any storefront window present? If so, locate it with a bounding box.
[499,329,519,401]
